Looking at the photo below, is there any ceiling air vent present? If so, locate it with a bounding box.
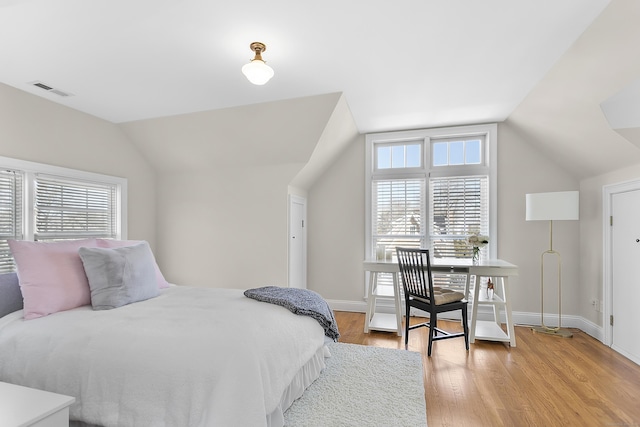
[29,81,74,97]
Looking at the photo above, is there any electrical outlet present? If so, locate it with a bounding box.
[592,299,600,312]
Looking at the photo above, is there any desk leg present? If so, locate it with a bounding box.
[492,276,500,327]
[503,276,516,347]
[469,274,480,344]
[393,272,402,337]
[463,273,472,327]
[364,271,376,333]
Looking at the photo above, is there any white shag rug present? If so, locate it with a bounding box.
[283,342,427,427]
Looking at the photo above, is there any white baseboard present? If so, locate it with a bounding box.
[510,311,604,342]
[329,299,368,313]
[326,299,605,343]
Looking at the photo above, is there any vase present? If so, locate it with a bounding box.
[486,278,494,299]
[472,247,480,264]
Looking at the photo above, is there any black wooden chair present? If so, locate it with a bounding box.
[396,247,469,356]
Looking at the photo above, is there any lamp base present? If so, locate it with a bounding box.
[531,326,573,338]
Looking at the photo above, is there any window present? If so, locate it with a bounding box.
[372,178,425,260]
[34,175,118,241]
[376,142,422,169]
[0,157,127,273]
[432,137,483,166]
[365,124,497,263]
[429,175,488,258]
[0,170,23,272]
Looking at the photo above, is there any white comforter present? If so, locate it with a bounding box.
[0,286,326,426]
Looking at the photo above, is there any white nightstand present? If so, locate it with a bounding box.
[0,381,75,427]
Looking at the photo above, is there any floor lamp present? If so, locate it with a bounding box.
[525,191,579,338]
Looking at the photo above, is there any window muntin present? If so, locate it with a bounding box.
[0,157,126,273]
[432,137,483,167]
[376,141,422,170]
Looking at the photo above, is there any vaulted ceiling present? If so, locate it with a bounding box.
[0,0,607,130]
[3,0,640,180]
[506,0,640,178]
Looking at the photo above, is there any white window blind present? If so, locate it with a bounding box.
[372,178,425,260]
[34,174,117,241]
[0,170,23,273]
[429,175,489,259]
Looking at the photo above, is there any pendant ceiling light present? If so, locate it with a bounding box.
[241,42,274,85]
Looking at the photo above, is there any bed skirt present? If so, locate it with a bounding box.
[70,344,330,427]
[266,343,330,427]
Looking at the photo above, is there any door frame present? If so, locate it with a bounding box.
[288,194,307,289]
[603,178,640,346]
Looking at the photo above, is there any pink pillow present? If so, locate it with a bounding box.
[8,238,99,320]
[96,239,170,289]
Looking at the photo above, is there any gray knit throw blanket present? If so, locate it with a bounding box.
[244,286,340,341]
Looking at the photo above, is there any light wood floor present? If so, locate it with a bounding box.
[334,311,640,427]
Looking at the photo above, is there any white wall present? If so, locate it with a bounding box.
[156,164,305,288]
[0,83,157,247]
[122,93,358,289]
[307,134,365,302]
[498,121,580,318]
[307,120,583,321]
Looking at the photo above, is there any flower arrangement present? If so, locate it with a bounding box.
[467,233,489,261]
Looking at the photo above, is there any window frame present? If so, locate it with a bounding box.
[365,123,497,262]
[0,156,127,271]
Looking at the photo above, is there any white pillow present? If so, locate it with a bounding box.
[96,239,170,288]
[79,241,159,310]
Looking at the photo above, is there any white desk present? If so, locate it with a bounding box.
[363,260,404,336]
[363,258,519,346]
[0,381,75,427]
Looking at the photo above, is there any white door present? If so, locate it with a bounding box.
[611,189,640,364]
[288,195,307,289]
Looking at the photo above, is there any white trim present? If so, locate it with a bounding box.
[612,345,640,366]
[0,156,127,187]
[0,155,128,240]
[327,299,368,313]
[325,299,605,341]
[602,178,640,347]
[578,317,604,342]
[287,194,307,289]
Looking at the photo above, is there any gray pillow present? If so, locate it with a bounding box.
[78,241,159,310]
[0,272,23,317]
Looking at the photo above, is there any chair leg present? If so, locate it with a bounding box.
[462,305,470,351]
[427,312,435,356]
[427,323,435,357]
[432,314,438,337]
[404,302,410,350]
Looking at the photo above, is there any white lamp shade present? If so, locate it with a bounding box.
[526,191,579,221]
[242,59,274,85]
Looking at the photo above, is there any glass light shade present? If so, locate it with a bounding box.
[241,59,274,85]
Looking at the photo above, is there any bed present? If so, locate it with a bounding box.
[0,239,332,427]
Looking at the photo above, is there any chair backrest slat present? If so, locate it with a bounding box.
[396,247,433,301]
